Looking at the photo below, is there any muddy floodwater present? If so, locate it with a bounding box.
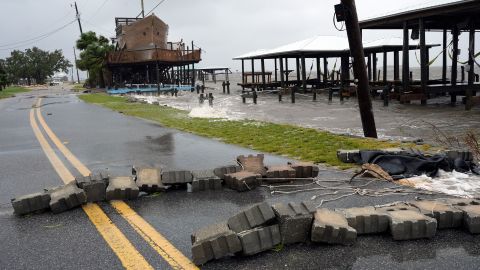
[132,71,480,146]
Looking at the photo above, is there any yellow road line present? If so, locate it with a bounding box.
[35,98,199,270]
[111,201,199,270]
[30,100,153,270]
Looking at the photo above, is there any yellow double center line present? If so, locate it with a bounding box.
[30,98,198,270]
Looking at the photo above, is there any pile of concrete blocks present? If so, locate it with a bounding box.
[190,170,223,192]
[237,154,267,176]
[224,171,262,192]
[76,172,109,202]
[265,165,296,183]
[192,198,480,265]
[49,182,87,214]
[289,162,320,178]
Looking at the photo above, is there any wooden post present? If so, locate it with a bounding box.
[442,29,447,84]
[372,53,377,81]
[251,59,255,85]
[301,55,307,91]
[323,58,328,85]
[402,21,410,94]
[367,53,372,81]
[393,51,400,81]
[383,50,387,82]
[241,60,245,85]
[451,26,459,105]
[285,58,289,84]
[261,58,266,89]
[274,58,278,82]
[279,57,285,102]
[316,57,321,88]
[191,41,195,87]
[420,18,427,105]
[342,0,377,138]
[466,22,475,110]
[296,57,301,85]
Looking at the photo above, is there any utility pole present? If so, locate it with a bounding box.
[73,47,80,84]
[74,2,83,35]
[335,0,377,138]
[141,0,145,18]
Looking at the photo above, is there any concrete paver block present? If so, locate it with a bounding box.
[341,206,389,235]
[409,200,464,229]
[11,191,51,215]
[213,165,242,180]
[237,225,281,256]
[311,208,357,245]
[237,154,267,175]
[106,176,139,201]
[224,171,261,192]
[76,174,108,203]
[458,205,480,234]
[192,232,242,265]
[265,165,296,183]
[227,202,276,233]
[289,162,320,178]
[376,203,419,213]
[191,170,222,192]
[272,201,316,244]
[135,167,165,192]
[446,150,473,162]
[49,183,87,214]
[191,222,230,244]
[386,209,437,240]
[337,150,361,163]
[161,170,193,185]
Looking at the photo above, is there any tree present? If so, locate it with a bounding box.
[76,31,113,88]
[0,59,8,90]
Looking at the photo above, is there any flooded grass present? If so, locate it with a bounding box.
[0,86,29,99]
[80,93,424,168]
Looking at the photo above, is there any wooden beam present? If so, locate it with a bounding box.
[285,58,289,84]
[372,53,377,81]
[274,58,278,82]
[442,29,447,84]
[279,57,285,88]
[251,59,255,84]
[241,60,245,84]
[261,58,266,89]
[316,57,321,87]
[367,54,372,81]
[393,50,399,81]
[420,18,427,105]
[466,21,475,110]
[451,26,459,105]
[402,21,410,94]
[383,50,387,82]
[296,57,301,85]
[323,58,328,85]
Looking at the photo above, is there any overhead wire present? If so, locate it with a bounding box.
[145,0,167,17]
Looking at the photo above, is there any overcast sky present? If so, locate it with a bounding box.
[0,0,477,79]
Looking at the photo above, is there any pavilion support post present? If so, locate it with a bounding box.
[451,26,459,105]
[367,53,372,81]
[402,21,410,95]
[279,57,285,102]
[466,21,475,110]
[301,55,307,92]
[426,48,430,82]
[323,58,328,86]
[285,58,289,84]
[442,29,447,84]
[394,50,400,81]
[241,60,245,90]
[383,50,387,83]
[316,57,321,88]
[296,57,301,86]
[342,0,377,138]
[420,18,427,105]
[372,53,377,81]
[274,58,278,83]
[261,58,266,90]
[251,59,255,86]
[226,68,230,94]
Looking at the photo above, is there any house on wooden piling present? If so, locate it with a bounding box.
[106,14,202,89]
[360,0,480,109]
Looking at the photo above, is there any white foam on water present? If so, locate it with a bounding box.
[405,170,480,198]
[188,105,229,119]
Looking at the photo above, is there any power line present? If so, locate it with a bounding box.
[145,0,167,17]
[87,0,110,21]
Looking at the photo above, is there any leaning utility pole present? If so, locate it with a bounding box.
[74,2,83,35]
[73,47,81,84]
[335,0,377,138]
[141,0,145,18]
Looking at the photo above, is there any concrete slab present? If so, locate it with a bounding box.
[340,206,389,235]
[161,170,193,185]
[135,167,165,192]
[49,182,87,214]
[11,191,51,215]
[289,162,320,178]
[227,202,276,233]
[106,176,139,201]
[409,200,464,229]
[272,201,316,244]
[224,171,261,192]
[265,165,296,183]
[311,208,357,245]
[213,165,242,180]
[237,154,267,176]
[237,225,281,256]
[386,210,437,240]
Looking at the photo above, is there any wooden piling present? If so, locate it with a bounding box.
[301,55,307,91]
[383,50,387,82]
[372,53,377,81]
[451,26,459,105]
[261,59,266,89]
[393,50,400,81]
[402,21,410,95]
[420,18,427,105]
[466,22,475,110]
[442,29,447,84]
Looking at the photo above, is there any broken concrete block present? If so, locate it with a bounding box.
[458,205,480,234]
[11,191,51,215]
[191,222,242,265]
[409,200,464,229]
[76,174,108,203]
[341,206,389,235]
[265,165,296,183]
[272,201,316,244]
[135,167,165,192]
[49,182,87,214]
[289,162,320,178]
[376,203,419,213]
[311,208,357,245]
[190,170,222,192]
[106,176,139,201]
[337,150,361,163]
[237,225,281,256]
[386,209,437,240]
[237,154,267,175]
[213,165,242,180]
[161,170,193,185]
[224,171,261,192]
[446,150,473,162]
[227,202,276,233]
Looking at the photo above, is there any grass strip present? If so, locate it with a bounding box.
[79,94,426,168]
[0,86,29,99]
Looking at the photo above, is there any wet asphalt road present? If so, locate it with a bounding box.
[1,88,480,269]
